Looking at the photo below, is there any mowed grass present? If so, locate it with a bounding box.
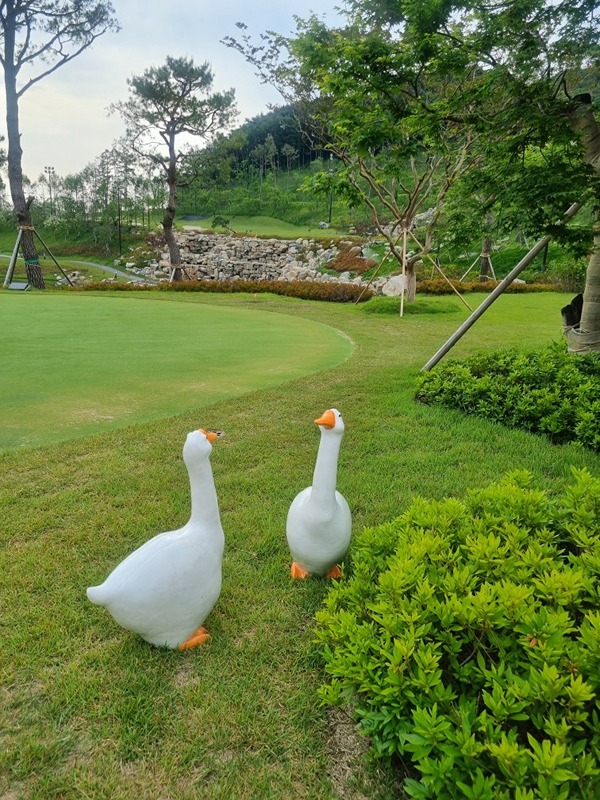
[0,292,351,449]
[184,215,347,238]
[1,290,600,800]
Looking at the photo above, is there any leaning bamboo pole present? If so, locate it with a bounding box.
[3,229,22,287]
[421,201,583,372]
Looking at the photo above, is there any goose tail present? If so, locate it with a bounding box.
[86,583,108,606]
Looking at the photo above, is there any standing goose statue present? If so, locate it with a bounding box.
[87,427,224,650]
[286,408,351,579]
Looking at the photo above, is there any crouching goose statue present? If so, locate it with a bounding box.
[87,427,224,650]
[286,408,351,579]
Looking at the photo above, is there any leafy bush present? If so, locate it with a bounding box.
[418,279,557,295]
[70,278,373,303]
[328,243,377,275]
[315,469,600,799]
[415,343,600,451]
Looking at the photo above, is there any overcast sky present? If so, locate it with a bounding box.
[2,0,344,181]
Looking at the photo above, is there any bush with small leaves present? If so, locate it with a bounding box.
[315,469,600,799]
[415,342,600,451]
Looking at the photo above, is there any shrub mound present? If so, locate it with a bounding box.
[415,343,600,452]
[71,278,373,303]
[315,469,600,799]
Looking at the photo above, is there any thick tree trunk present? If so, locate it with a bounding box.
[405,266,417,302]
[162,149,183,281]
[566,97,600,352]
[3,8,44,288]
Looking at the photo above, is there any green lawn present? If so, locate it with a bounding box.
[0,292,351,449]
[183,215,348,238]
[1,289,599,800]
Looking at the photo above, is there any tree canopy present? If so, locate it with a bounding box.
[113,55,236,276]
[227,0,600,347]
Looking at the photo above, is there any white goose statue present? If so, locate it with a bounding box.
[86,427,224,650]
[286,408,351,579]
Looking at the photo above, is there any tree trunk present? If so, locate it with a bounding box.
[405,265,417,302]
[3,9,44,288]
[479,235,493,281]
[566,96,600,352]
[162,149,182,281]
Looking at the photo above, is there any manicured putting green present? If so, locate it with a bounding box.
[1,293,352,450]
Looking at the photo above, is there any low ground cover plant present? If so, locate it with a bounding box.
[315,469,600,799]
[415,343,600,451]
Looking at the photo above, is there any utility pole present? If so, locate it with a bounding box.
[44,166,55,214]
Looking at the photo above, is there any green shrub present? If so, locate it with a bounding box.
[418,279,557,295]
[415,343,600,451]
[315,469,600,799]
[69,278,373,303]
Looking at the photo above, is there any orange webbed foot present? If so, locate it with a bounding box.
[178,626,211,651]
[291,562,310,579]
[325,565,343,580]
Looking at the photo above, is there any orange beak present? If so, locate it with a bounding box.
[199,428,221,443]
[314,409,335,429]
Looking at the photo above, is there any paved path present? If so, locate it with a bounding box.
[66,260,156,283]
[1,254,156,285]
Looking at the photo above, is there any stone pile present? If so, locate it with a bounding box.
[142,229,408,296]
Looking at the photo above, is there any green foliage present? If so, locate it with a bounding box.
[418,279,557,295]
[71,278,374,303]
[415,343,600,450]
[315,469,600,798]
[360,297,461,316]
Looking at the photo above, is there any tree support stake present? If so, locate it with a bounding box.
[421,201,583,372]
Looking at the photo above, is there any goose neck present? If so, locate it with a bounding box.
[188,460,221,528]
[311,431,341,504]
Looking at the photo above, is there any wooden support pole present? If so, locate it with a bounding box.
[3,229,23,287]
[421,201,583,372]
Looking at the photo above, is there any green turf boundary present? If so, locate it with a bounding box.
[1,292,353,450]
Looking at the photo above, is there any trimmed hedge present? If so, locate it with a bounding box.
[418,279,557,295]
[315,469,600,799]
[415,343,600,451]
[68,278,373,303]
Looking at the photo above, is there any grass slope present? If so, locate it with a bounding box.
[1,291,600,800]
[183,215,346,239]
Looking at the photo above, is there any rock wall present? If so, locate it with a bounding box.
[145,229,407,296]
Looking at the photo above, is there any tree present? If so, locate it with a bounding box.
[227,2,600,347]
[226,18,483,303]
[342,0,600,350]
[112,56,236,280]
[0,1,118,288]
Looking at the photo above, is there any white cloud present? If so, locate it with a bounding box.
[1,0,343,180]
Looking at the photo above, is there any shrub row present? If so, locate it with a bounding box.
[418,279,557,295]
[415,343,600,451]
[315,469,600,799]
[71,278,374,303]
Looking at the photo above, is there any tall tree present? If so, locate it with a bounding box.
[343,0,600,350]
[228,1,600,347]
[0,1,118,288]
[112,56,236,280]
[227,18,483,302]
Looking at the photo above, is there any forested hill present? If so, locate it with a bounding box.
[177,105,340,225]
